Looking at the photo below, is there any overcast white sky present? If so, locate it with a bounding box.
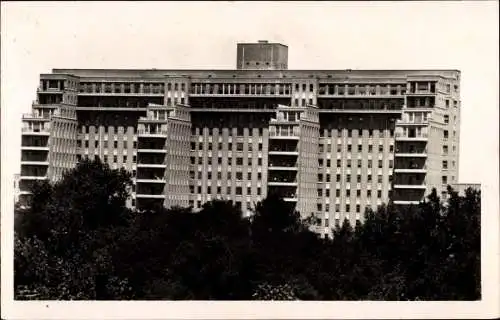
[1,1,499,317]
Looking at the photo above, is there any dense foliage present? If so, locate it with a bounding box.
[15,159,480,300]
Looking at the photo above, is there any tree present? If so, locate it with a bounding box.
[15,162,480,301]
[15,158,134,299]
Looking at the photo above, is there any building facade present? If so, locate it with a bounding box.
[18,41,461,237]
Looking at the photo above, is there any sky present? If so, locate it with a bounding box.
[1,1,499,316]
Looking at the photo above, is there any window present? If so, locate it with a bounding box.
[123,156,127,163]
[114,141,118,148]
[368,145,373,152]
[356,205,361,213]
[317,203,322,211]
[367,190,372,197]
[236,172,243,180]
[358,145,362,152]
[113,156,117,163]
[236,187,242,195]
[346,204,350,212]
[444,115,449,124]
[357,175,361,183]
[346,190,350,197]
[378,160,383,168]
[325,204,330,212]
[378,176,382,183]
[356,190,361,197]
[443,145,448,154]
[377,190,382,198]
[378,145,383,152]
[325,189,330,197]
[442,176,448,184]
[442,160,448,169]
[236,158,243,165]
[346,175,351,183]
[368,175,372,182]
[347,160,351,168]
[368,160,372,168]
[336,174,341,182]
[257,187,261,195]
[318,189,323,197]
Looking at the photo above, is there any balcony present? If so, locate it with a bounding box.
[21,126,51,136]
[138,116,168,123]
[137,163,166,169]
[405,90,436,96]
[19,175,48,180]
[37,87,63,94]
[137,129,168,138]
[22,112,55,120]
[396,119,429,126]
[20,160,50,166]
[394,168,427,174]
[269,129,300,140]
[135,194,166,199]
[21,145,50,151]
[268,150,299,156]
[319,108,402,115]
[393,200,420,205]
[395,152,427,158]
[395,132,428,141]
[393,184,426,189]
[268,165,298,171]
[136,178,167,184]
[137,148,167,153]
[267,181,298,187]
